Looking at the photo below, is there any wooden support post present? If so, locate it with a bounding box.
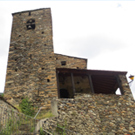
[71,73,75,97]
[88,74,94,93]
[56,71,60,98]
[116,75,124,95]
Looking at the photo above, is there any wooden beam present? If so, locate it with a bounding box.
[88,74,94,93]
[71,73,75,96]
[116,75,124,95]
[56,71,60,98]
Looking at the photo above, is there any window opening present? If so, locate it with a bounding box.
[42,68,45,70]
[77,81,80,84]
[42,32,44,34]
[61,61,66,66]
[47,79,50,82]
[19,35,21,37]
[26,19,35,30]
[29,12,31,16]
[30,54,32,59]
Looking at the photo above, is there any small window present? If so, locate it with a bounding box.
[47,79,50,82]
[26,19,35,30]
[29,12,31,16]
[61,61,66,66]
[30,54,32,59]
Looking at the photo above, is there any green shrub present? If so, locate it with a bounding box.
[36,111,54,119]
[19,97,35,116]
[40,127,45,135]
[0,93,4,97]
[55,122,67,135]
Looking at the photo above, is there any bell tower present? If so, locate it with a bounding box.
[4,8,57,108]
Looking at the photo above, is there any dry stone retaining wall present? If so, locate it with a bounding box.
[43,93,135,134]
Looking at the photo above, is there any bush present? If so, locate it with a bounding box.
[40,127,45,135]
[19,97,35,116]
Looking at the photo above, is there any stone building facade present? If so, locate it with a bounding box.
[3,7,135,134]
[4,8,87,108]
[4,8,134,107]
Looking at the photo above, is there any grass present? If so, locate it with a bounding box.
[36,111,54,119]
[1,97,55,135]
[14,105,22,112]
[0,93,4,96]
[55,123,67,135]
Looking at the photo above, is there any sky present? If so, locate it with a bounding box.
[0,1,135,98]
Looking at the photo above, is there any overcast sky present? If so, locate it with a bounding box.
[0,1,135,98]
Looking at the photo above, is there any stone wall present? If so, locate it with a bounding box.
[4,8,58,108]
[43,93,135,134]
[54,53,87,69]
[0,96,18,131]
[0,95,17,110]
[42,75,135,134]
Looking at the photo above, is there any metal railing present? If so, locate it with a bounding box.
[0,105,39,135]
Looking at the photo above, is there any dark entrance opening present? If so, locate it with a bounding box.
[60,89,69,98]
[58,73,74,98]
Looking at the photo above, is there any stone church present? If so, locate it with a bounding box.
[4,8,134,110]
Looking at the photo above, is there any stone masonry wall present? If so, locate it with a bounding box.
[0,95,17,110]
[45,94,135,135]
[4,8,57,108]
[43,75,135,134]
[54,53,87,69]
[0,96,18,130]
